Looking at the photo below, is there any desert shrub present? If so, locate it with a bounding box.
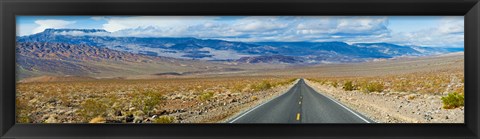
[343,81,355,91]
[231,84,246,93]
[363,82,384,93]
[16,98,32,123]
[251,96,258,100]
[284,78,297,85]
[78,99,108,122]
[320,80,327,85]
[330,81,338,88]
[104,96,123,117]
[389,78,407,92]
[259,80,272,90]
[58,95,72,107]
[274,78,297,86]
[154,115,175,123]
[251,80,272,91]
[132,90,162,115]
[441,92,464,109]
[309,79,327,85]
[199,91,214,101]
[288,78,297,83]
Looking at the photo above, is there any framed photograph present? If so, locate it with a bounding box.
[1,0,479,138]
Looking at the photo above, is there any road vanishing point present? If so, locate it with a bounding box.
[228,79,375,123]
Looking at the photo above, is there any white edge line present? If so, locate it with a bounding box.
[304,80,373,123]
[228,80,299,123]
[321,92,373,123]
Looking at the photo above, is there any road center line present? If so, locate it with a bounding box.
[296,113,301,121]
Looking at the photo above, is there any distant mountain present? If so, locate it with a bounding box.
[352,43,422,57]
[15,42,240,79]
[18,29,110,46]
[17,28,463,65]
[236,55,306,64]
[16,42,166,62]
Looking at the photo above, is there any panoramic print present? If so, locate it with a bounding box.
[15,16,464,123]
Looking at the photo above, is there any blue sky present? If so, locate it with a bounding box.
[16,16,464,47]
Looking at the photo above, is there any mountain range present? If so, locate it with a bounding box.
[16,28,463,79]
[16,41,254,79]
[17,29,463,64]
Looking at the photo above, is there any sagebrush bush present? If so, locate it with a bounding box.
[274,78,296,86]
[16,98,32,123]
[199,91,214,101]
[330,81,338,88]
[441,92,464,109]
[231,84,245,93]
[259,80,272,90]
[286,78,297,84]
[78,99,108,122]
[154,115,175,123]
[132,90,162,115]
[363,82,384,93]
[343,81,355,91]
[251,80,272,91]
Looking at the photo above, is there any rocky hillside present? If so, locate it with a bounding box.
[17,42,168,62]
[16,42,241,79]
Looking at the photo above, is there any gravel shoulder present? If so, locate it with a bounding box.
[305,80,464,123]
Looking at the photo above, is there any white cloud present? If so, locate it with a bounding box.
[54,30,111,36]
[16,23,37,36]
[384,17,464,47]
[336,17,389,34]
[438,17,464,34]
[93,16,391,41]
[37,16,462,47]
[101,16,219,32]
[91,16,105,20]
[230,16,288,32]
[32,20,76,34]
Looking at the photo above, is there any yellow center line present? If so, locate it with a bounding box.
[296,113,301,121]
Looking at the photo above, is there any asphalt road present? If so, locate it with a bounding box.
[228,79,375,123]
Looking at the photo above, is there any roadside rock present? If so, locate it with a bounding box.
[44,115,58,123]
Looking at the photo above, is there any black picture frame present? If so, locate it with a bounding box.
[1,0,479,138]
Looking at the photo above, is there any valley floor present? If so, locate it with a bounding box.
[15,53,465,123]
